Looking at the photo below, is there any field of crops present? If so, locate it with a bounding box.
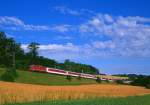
[0,81,150,105]
[4,94,150,105]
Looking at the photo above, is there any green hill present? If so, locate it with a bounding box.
[0,68,97,85]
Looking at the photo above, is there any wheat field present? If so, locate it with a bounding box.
[0,81,150,104]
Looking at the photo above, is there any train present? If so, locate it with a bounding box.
[29,65,97,79]
[29,65,129,81]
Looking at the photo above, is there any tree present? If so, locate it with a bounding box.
[63,59,99,74]
[0,31,100,76]
[131,75,150,88]
[0,32,6,67]
[28,42,39,64]
[0,32,6,40]
[64,59,71,70]
[96,77,101,83]
[0,32,16,67]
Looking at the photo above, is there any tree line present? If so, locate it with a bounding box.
[114,74,150,89]
[0,32,99,75]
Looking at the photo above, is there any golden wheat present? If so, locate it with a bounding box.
[0,81,150,104]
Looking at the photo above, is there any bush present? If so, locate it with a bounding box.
[77,76,81,80]
[116,80,124,84]
[10,68,18,78]
[146,80,150,89]
[1,70,15,82]
[146,84,150,89]
[66,75,72,81]
[0,68,18,82]
[96,77,101,83]
[106,79,109,83]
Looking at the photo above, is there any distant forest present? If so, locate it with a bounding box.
[0,32,99,74]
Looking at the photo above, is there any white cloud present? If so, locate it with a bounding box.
[23,25,50,31]
[39,43,79,51]
[79,14,150,57]
[20,13,150,59]
[51,25,71,32]
[1,13,150,59]
[21,44,28,50]
[79,14,150,36]
[0,16,71,32]
[22,43,79,52]
[53,6,96,17]
[92,41,116,49]
[21,43,80,60]
[54,6,80,16]
[0,16,24,26]
[21,41,117,61]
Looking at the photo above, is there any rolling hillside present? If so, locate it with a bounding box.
[0,68,97,85]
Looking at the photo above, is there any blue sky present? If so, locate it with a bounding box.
[0,0,150,74]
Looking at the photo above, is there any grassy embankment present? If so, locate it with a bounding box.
[0,68,97,85]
